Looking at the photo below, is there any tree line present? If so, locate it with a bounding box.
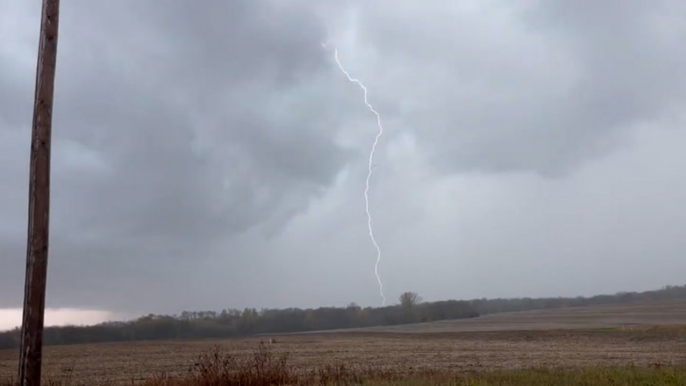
[0,285,684,349]
[0,292,475,349]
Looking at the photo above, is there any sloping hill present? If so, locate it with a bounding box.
[326,299,686,334]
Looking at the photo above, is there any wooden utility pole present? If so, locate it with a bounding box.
[19,0,60,385]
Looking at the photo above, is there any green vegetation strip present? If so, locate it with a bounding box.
[362,367,686,386]
[3,366,686,385]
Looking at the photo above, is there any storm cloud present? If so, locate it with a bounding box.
[1,0,686,318]
[1,0,354,310]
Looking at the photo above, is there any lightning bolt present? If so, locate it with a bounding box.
[333,48,387,306]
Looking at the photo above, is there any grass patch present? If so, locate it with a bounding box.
[1,343,685,385]
[363,367,686,385]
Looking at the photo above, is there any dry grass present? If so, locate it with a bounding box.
[0,343,402,385]
[1,343,685,385]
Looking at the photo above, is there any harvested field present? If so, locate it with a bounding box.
[1,301,686,384]
[324,299,686,334]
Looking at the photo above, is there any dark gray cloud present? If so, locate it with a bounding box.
[0,0,354,309]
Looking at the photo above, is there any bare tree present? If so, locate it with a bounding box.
[399,292,422,309]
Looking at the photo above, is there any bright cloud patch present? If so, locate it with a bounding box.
[0,308,115,331]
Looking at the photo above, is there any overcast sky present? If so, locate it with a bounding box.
[2,0,686,329]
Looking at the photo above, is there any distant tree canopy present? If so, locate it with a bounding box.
[469,285,686,315]
[0,284,684,350]
[0,294,477,349]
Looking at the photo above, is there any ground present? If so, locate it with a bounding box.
[1,300,686,384]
